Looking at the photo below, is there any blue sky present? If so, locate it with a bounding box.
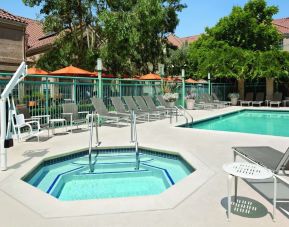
[1,0,289,37]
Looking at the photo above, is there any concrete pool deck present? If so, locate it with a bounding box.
[0,106,288,226]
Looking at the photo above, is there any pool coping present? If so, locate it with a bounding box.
[0,145,215,218]
[175,107,289,138]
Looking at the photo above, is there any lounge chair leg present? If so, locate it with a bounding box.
[227,174,233,221]
[234,176,238,203]
[273,176,277,222]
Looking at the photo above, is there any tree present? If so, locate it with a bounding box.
[205,0,282,51]
[99,0,186,75]
[23,0,106,70]
[185,0,289,81]
[24,0,185,74]
[165,45,189,76]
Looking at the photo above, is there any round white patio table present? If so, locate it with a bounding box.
[223,162,277,221]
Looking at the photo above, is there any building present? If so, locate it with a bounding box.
[0,9,57,72]
[0,9,27,72]
[20,16,56,64]
[167,33,200,48]
[272,17,289,51]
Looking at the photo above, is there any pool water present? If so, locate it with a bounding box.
[23,148,193,201]
[185,110,289,137]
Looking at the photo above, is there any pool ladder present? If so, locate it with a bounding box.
[130,110,140,170]
[88,112,101,173]
[173,105,194,126]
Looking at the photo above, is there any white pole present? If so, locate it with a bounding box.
[0,98,7,170]
[0,61,26,171]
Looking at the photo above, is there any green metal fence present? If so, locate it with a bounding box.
[0,73,236,118]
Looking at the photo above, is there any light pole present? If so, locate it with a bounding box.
[208,72,211,95]
[181,68,185,107]
[97,58,103,99]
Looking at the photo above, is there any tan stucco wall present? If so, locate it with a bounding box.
[237,79,245,100]
[0,21,26,72]
[283,37,289,52]
[266,78,274,100]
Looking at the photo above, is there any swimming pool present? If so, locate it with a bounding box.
[23,147,194,201]
[183,110,289,137]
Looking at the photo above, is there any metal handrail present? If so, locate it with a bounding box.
[88,112,101,173]
[130,110,140,170]
[178,105,194,125]
[174,105,193,126]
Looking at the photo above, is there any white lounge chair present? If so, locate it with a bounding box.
[240,92,253,106]
[252,92,264,106]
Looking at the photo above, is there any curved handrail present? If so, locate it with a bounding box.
[88,112,101,173]
[174,105,193,126]
[174,106,188,125]
[178,105,194,125]
[130,110,140,170]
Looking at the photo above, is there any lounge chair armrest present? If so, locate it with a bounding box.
[62,113,73,115]
[78,111,89,114]
[26,120,40,130]
[32,115,50,123]
[32,115,50,119]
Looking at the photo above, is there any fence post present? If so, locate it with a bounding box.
[181,69,185,107]
[45,77,49,115]
[208,73,211,95]
[97,58,103,99]
[73,79,77,102]
[119,78,122,97]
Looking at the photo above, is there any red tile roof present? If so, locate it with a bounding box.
[167,33,200,48]
[0,9,26,24]
[19,17,44,48]
[18,16,57,53]
[167,34,184,48]
[273,18,289,34]
[179,35,200,43]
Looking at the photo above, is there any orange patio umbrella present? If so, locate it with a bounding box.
[185,78,198,83]
[91,72,116,78]
[197,79,208,83]
[164,76,181,82]
[50,65,94,76]
[27,67,48,75]
[139,73,161,80]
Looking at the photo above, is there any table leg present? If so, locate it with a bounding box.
[227,174,233,221]
[52,121,55,135]
[273,176,277,222]
[234,176,238,203]
[70,115,73,133]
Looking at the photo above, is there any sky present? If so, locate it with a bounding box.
[1,0,289,37]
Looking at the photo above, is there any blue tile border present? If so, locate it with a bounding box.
[46,166,84,194]
[23,147,194,186]
[142,163,175,185]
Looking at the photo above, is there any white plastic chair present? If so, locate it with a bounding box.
[14,114,42,142]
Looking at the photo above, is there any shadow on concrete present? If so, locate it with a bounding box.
[245,179,289,219]
[7,149,49,170]
[25,136,52,142]
[221,196,268,218]
[69,128,88,133]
